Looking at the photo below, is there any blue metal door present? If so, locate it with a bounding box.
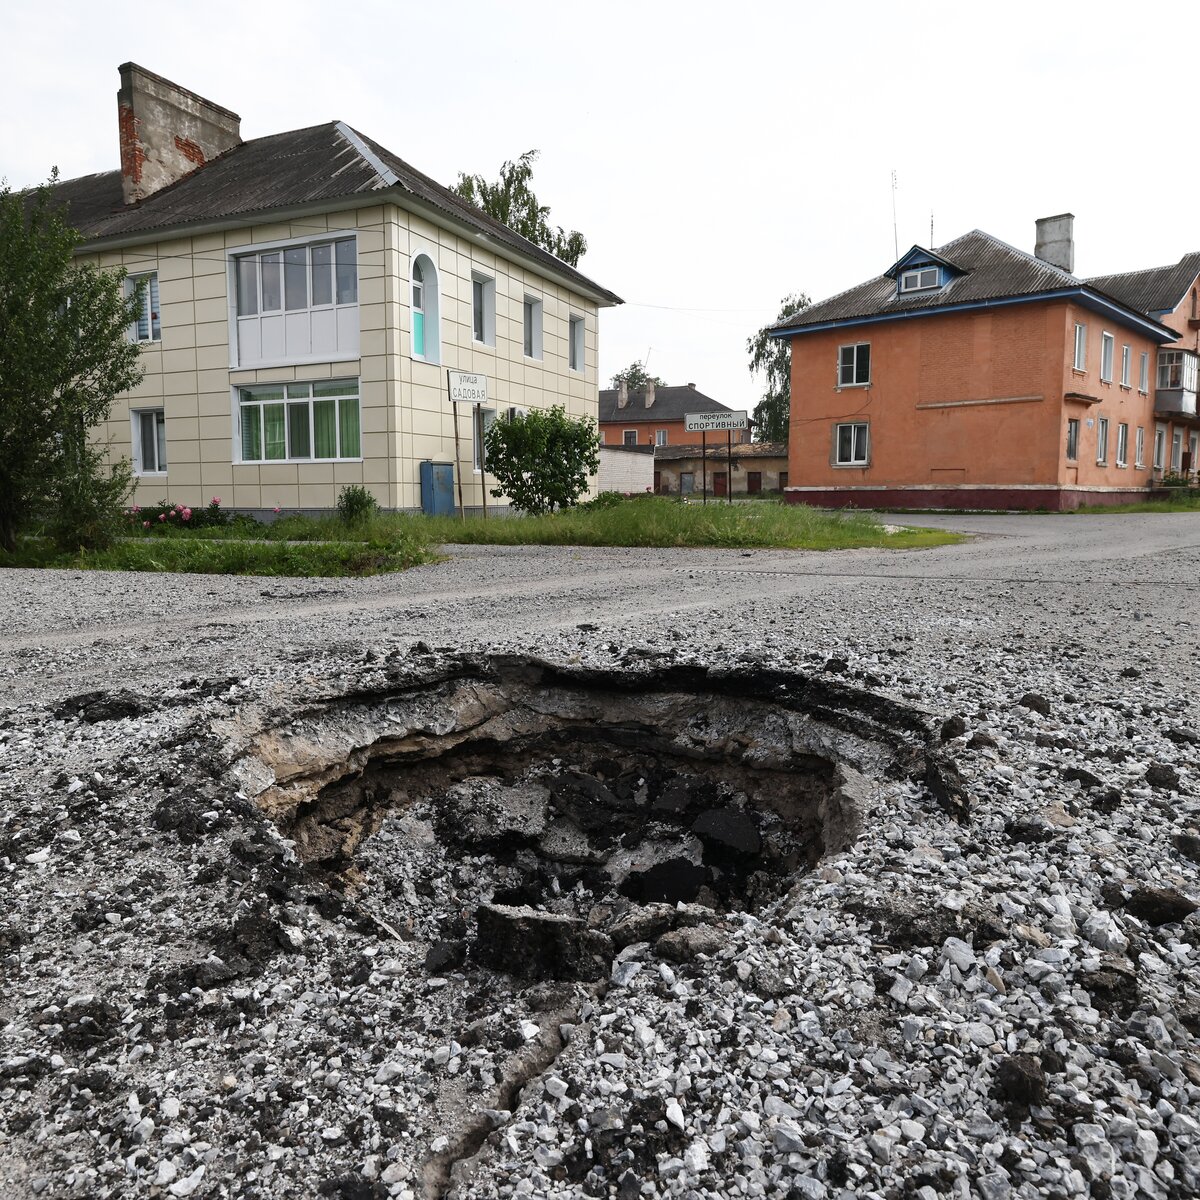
[420,461,455,516]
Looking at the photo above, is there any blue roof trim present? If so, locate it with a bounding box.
[769,287,1177,343]
[885,244,965,281]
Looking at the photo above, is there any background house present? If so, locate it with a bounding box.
[48,63,621,515]
[598,381,750,448]
[772,215,1193,510]
[653,442,788,497]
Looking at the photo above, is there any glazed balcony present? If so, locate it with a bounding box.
[1154,388,1198,418]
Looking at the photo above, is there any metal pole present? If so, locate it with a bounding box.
[702,431,708,505]
[727,429,733,505]
[476,403,488,521]
[450,392,466,520]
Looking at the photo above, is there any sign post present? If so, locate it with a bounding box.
[447,371,490,520]
[685,411,749,505]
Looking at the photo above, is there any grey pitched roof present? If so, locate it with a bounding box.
[598,385,735,424]
[773,230,1083,331]
[39,122,620,304]
[772,229,1175,338]
[1086,253,1200,316]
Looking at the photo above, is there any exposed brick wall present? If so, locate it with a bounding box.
[173,135,206,166]
[118,104,145,188]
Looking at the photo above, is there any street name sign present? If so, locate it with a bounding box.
[447,370,488,404]
[684,410,748,433]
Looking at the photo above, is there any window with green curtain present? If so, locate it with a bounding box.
[338,397,361,458]
[288,402,311,458]
[264,404,286,460]
[413,311,425,358]
[313,399,337,458]
[241,405,262,461]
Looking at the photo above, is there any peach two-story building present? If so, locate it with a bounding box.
[773,215,1200,510]
[41,63,620,516]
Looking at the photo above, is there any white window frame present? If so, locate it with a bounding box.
[227,232,359,369]
[473,405,496,472]
[1116,422,1128,468]
[131,408,167,475]
[471,273,496,347]
[1172,429,1183,473]
[1139,352,1149,393]
[127,272,161,344]
[411,252,441,364]
[898,266,939,293]
[523,296,544,360]
[1066,417,1080,462]
[1154,424,1167,470]
[834,421,869,466]
[1158,350,1199,392]
[837,343,871,388]
[1096,417,1109,464]
[1100,332,1115,383]
[236,378,362,464]
[568,314,585,372]
[1135,425,1145,468]
[1073,323,1087,371]
[622,429,638,447]
[1120,345,1131,387]
[655,429,668,447]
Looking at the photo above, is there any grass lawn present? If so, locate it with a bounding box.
[1,498,960,576]
[0,533,436,577]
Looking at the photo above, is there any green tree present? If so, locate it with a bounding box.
[610,361,665,390]
[454,150,587,267]
[0,175,143,553]
[747,293,809,443]
[484,405,600,515]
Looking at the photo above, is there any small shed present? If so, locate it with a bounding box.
[653,442,789,497]
[598,444,655,495]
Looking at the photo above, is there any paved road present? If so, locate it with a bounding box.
[1,512,1198,707]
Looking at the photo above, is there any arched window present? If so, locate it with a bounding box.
[411,253,440,363]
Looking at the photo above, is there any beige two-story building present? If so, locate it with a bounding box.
[45,63,621,514]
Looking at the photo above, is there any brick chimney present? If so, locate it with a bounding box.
[118,62,240,205]
[1034,213,1074,274]
[644,381,656,409]
[617,380,629,409]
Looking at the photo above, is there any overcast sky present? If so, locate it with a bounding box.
[5,0,1199,409]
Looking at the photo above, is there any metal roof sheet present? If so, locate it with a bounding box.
[37,122,620,304]
[773,229,1084,331]
[1086,253,1200,316]
[598,385,734,424]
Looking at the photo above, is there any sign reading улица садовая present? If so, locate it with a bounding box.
[447,370,488,404]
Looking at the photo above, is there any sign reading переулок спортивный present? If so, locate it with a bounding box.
[684,411,749,433]
[447,370,488,404]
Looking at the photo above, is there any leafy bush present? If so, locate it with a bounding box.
[126,496,236,532]
[484,405,600,515]
[337,484,379,525]
[42,436,133,552]
[579,491,629,511]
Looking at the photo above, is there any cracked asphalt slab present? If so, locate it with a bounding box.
[0,513,1198,1200]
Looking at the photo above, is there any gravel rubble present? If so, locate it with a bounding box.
[1,513,1198,1199]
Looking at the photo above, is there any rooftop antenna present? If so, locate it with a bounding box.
[891,170,898,259]
[930,210,934,249]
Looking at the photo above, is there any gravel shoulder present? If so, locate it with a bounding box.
[1,514,1197,1200]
